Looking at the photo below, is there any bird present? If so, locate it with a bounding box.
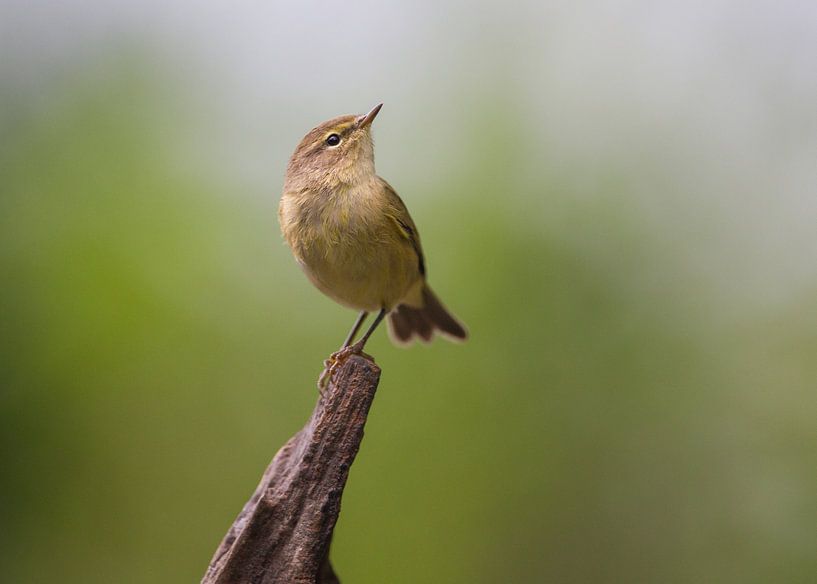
[278,104,467,386]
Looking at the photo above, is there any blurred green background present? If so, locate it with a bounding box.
[2,2,816,582]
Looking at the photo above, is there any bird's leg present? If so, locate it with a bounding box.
[318,311,368,391]
[347,308,387,355]
[318,309,386,391]
[342,311,369,349]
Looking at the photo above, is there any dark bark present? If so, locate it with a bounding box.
[201,355,381,584]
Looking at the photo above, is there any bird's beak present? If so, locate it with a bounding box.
[357,103,383,129]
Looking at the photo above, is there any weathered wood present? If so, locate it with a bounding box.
[202,355,381,584]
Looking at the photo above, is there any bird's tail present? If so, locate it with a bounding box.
[387,285,468,346]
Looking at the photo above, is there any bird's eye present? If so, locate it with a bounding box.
[325,134,341,146]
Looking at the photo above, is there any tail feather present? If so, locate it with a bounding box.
[387,286,467,346]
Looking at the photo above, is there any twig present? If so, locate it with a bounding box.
[201,355,382,584]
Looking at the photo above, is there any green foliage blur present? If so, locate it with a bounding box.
[3,23,817,584]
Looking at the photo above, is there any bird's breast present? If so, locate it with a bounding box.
[279,184,419,311]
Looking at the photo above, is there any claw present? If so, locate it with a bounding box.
[316,341,374,392]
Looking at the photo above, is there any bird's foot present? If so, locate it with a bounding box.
[317,340,373,393]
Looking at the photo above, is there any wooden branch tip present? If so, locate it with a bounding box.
[202,355,382,584]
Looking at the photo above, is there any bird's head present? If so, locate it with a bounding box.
[285,103,382,191]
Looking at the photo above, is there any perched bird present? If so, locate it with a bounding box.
[279,104,467,384]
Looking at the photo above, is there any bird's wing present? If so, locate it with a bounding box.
[379,178,426,277]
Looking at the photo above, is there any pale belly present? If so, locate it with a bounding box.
[296,229,421,312]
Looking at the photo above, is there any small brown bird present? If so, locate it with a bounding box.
[279,104,467,383]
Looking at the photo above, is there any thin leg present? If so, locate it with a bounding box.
[342,311,369,348]
[352,308,387,352]
[318,308,388,392]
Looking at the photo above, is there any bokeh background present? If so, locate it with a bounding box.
[2,1,816,582]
